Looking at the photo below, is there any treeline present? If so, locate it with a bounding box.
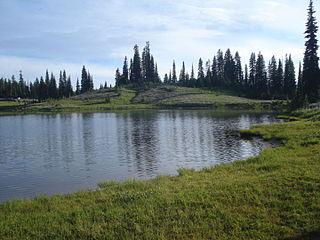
[0,66,95,100]
[115,0,320,105]
[164,51,296,100]
[115,42,161,87]
[115,43,296,100]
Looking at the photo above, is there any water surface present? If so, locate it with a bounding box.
[0,110,278,202]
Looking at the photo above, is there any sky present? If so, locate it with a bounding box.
[0,0,309,87]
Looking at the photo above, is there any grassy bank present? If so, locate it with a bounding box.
[0,86,287,116]
[0,110,319,239]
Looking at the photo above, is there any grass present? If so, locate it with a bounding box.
[0,101,20,107]
[0,110,319,239]
[0,86,288,116]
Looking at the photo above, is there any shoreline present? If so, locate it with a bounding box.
[1,110,319,239]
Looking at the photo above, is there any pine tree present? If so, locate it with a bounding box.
[39,76,46,101]
[88,72,94,91]
[172,61,177,84]
[63,70,68,97]
[66,76,73,97]
[234,52,243,89]
[45,70,50,99]
[216,50,224,87]
[81,66,88,93]
[154,64,160,83]
[49,72,57,98]
[284,55,296,99]
[122,57,129,85]
[59,71,65,98]
[76,78,80,95]
[190,64,195,87]
[224,49,236,87]
[249,53,256,89]
[211,56,218,87]
[197,58,205,87]
[268,56,278,98]
[129,59,133,83]
[131,45,142,84]
[164,74,169,84]
[205,60,212,87]
[255,53,268,98]
[18,71,25,98]
[295,62,305,106]
[115,68,121,87]
[303,0,320,102]
[276,59,284,98]
[179,62,186,86]
[142,42,152,83]
[244,64,248,88]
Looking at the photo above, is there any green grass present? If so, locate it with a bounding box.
[0,111,319,239]
[0,87,288,116]
[0,89,154,116]
[0,101,20,107]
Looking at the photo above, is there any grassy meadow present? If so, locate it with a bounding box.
[0,110,319,239]
[0,86,287,116]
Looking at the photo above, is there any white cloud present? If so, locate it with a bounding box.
[0,56,115,87]
[0,0,310,85]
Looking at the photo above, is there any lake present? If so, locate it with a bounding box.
[0,110,278,202]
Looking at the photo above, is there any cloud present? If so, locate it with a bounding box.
[0,55,115,86]
[0,0,309,85]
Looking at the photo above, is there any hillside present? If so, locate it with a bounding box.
[0,86,287,115]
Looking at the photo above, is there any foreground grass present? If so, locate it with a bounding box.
[0,111,319,239]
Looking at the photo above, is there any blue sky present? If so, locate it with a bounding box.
[0,0,308,86]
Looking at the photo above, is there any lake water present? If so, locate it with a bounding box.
[0,110,278,202]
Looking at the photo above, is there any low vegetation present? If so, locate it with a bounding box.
[0,86,288,116]
[0,110,319,239]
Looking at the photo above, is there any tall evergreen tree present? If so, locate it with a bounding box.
[197,58,205,87]
[164,74,169,84]
[276,59,284,97]
[205,60,212,87]
[45,70,50,98]
[249,53,256,89]
[122,57,129,85]
[190,64,196,87]
[76,78,80,95]
[115,68,121,87]
[18,71,25,98]
[81,66,88,93]
[234,52,243,89]
[303,0,320,102]
[255,53,268,98]
[172,61,177,84]
[66,76,73,97]
[224,49,236,87]
[39,76,47,101]
[49,72,57,98]
[179,62,186,85]
[244,64,249,88]
[59,71,65,97]
[168,71,172,84]
[211,56,218,87]
[131,45,142,84]
[284,55,296,99]
[268,56,278,98]
[142,42,152,83]
[295,62,305,105]
[216,50,224,87]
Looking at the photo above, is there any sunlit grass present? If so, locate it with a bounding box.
[0,111,319,239]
